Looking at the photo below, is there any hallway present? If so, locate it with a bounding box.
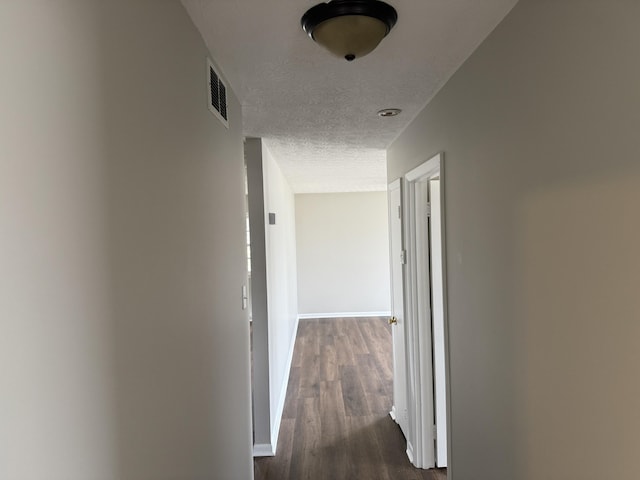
[254,317,446,480]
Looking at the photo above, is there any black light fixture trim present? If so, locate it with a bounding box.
[377,108,402,117]
[301,0,398,60]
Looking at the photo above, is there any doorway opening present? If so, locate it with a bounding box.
[391,152,450,476]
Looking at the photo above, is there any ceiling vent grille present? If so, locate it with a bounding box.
[207,58,229,128]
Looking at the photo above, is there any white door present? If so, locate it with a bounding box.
[388,179,409,438]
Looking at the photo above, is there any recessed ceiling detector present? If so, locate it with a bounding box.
[377,108,402,117]
[301,0,398,62]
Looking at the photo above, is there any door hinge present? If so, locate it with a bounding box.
[425,202,431,217]
[397,205,401,219]
[433,424,437,439]
[400,250,407,265]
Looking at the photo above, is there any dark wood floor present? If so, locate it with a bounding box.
[254,317,446,480]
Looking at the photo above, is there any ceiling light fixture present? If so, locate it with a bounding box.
[377,108,402,117]
[301,0,398,62]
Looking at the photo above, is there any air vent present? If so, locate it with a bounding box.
[207,58,229,128]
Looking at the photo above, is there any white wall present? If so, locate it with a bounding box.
[263,145,299,444]
[296,192,391,316]
[246,139,272,451]
[262,145,298,438]
[387,1,640,479]
[246,139,299,455]
[0,2,253,479]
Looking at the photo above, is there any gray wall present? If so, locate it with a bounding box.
[296,192,391,316]
[388,1,640,479]
[246,139,299,454]
[246,139,272,450]
[0,2,253,479]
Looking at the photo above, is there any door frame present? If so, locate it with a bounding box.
[403,152,451,472]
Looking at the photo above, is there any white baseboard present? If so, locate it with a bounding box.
[406,441,415,465]
[389,405,397,422]
[298,311,391,320]
[253,443,275,457]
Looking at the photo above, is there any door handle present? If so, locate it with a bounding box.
[388,316,398,325]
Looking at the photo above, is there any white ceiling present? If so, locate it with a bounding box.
[182,0,518,193]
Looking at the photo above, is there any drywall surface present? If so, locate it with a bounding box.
[262,144,299,444]
[296,192,391,316]
[0,3,116,477]
[246,138,299,454]
[0,2,253,479]
[245,139,272,450]
[387,1,640,479]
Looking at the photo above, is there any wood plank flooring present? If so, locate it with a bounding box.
[254,317,446,480]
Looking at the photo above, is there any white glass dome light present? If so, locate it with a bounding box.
[301,0,398,62]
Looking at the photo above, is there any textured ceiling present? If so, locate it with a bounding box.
[182,0,518,193]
